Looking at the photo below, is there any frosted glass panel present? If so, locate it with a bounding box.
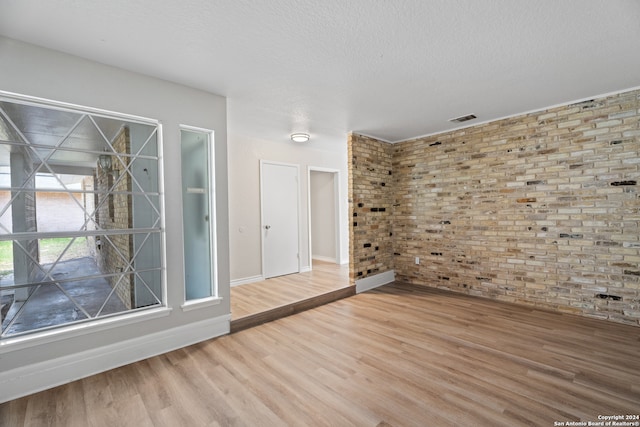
[181,129,214,300]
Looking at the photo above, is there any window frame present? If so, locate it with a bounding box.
[0,90,168,343]
[178,124,219,310]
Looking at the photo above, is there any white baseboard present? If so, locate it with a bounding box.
[312,255,337,263]
[0,314,230,403]
[300,265,312,273]
[355,270,395,293]
[230,275,264,287]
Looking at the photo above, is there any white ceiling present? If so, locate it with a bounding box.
[1,0,639,146]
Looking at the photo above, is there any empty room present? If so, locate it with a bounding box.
[0,1,639,426]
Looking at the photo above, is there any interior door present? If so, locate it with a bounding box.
[261,161,300,279]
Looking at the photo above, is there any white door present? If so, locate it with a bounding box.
[261,161,300,278]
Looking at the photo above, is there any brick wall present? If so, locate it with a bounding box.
[36,192,85,232]
[348,133,394,282]
[96,126,134,309]
[350,89,640,325]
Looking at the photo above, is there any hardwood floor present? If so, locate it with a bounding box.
[2,282,640,426]
[230,260,350,319]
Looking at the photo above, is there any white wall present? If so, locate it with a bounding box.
[0,37,230,401]
[310,171,336,262]
[228,134,348,283]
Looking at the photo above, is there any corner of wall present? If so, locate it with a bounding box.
[349,89,640,326]
[348,133,395,284]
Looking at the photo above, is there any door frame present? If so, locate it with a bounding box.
[307,166,341,269]
[260,160,301,279]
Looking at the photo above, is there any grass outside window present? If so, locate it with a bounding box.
[0,238,91,278]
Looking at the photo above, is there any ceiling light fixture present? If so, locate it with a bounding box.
[291,133,310,143]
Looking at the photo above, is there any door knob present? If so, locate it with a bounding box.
[265,225,271,229]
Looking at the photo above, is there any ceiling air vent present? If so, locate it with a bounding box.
[449,114,477,123]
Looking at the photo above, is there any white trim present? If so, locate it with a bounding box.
[355,270,395,293]
[0,307,172,353]
[300,265,312,273]
[312,255,337,263]
[181,296,223,312]
[390,84,640,144]
[230,275,264,287]
[179,125,219,302]
[0,89,159,126]
[157,122,168,309]
[0,314,230,404]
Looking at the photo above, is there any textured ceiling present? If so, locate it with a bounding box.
[1,0,639,146]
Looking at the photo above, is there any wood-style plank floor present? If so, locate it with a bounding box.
[230,260,350,319]
[2,282,640,426]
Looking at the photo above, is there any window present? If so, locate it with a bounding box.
[181,127,217,302]
[0,94,163,339]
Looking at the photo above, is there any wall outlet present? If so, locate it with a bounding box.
[415,256,420,265]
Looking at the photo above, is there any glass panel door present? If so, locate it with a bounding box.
[181,129,215,300]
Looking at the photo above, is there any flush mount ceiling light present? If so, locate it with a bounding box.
[290,133,310,143]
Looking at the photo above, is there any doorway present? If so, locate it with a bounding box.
[308,168,341,265]
[230,163,350,331]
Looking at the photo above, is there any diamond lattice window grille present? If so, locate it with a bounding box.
[0,95,163,338]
